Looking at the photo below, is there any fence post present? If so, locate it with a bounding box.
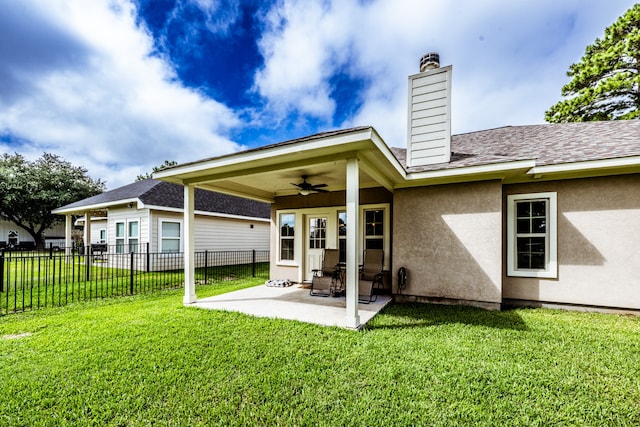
[130,251,135,295]
[0,252,4,292]
[85,245,91,282]
[204,250,208,285]
[252,249,256,278]
[49,242,53,259]
[146,242,150,273]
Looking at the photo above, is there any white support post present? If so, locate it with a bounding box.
[83,212,91,251]
[183,184,196,304]
[345,157,361,329]
[65,214,73,256]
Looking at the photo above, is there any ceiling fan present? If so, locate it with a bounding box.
[291,175,328,195]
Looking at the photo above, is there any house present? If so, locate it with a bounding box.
[52,179,271,257]
[154,54,640,328]
[0,219,66,250]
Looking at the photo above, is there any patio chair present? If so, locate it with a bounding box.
[358,249,383,304]
[310,249,341,297]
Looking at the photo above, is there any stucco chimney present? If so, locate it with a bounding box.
[407,52,451,167]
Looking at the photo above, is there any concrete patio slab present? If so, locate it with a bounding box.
[190,284,393,329]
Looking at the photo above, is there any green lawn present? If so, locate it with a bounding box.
[1,282,639,426]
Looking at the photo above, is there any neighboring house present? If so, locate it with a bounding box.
[155,54,640,328]
[0,219,66,250]
[52,179,271,256]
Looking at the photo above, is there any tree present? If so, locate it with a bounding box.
[0,153,105,250]
[545,4,640,123]
[136,160,178,181]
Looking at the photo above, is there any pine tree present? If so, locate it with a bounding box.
[545,4,640,122]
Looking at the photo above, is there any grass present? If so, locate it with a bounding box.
[0,282,639,426]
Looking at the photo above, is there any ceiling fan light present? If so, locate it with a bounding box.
[299,189,311,196]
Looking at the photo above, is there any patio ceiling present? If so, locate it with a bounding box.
[154,127,406,203]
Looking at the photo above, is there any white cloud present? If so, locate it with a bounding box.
[0,0,242,188]
[2,0,637,191]
[253,0,638,146]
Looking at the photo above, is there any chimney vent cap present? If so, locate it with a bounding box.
[420,52,440,72]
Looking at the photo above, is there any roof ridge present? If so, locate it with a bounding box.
[137,179,169,202]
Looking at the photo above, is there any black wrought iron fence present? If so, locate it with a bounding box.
[0,248,270,315]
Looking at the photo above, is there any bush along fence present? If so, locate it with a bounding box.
[0,246,270,315]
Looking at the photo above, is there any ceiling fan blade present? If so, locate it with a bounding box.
[310,183,327,189]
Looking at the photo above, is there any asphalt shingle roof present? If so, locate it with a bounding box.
[57,179,270,219]
[392,120,640,172]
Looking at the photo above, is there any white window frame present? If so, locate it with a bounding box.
[114,218,140,254]
[7,230,19,246]
[507,192,557,278]
[363,208,385,251]
[128,220,139,252]
[358,204,390,270]
[338,211,347,263]
[278,212,296,264]
[159,219,183,253]
[115,222,126,253]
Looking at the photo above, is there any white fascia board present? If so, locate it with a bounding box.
[527,155,640,177]
[142,204,270,222]
[369,128,408,179]
[154,128,375,182]
[52,198,140,215]
[399,159,536,186]
[74,216,108,225]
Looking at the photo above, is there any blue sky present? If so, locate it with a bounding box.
[0,0,636,189]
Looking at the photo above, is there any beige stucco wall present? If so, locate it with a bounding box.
[392,180,503,305]
[504,174,640,310]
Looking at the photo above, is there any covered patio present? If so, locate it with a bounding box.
[192,284,393,329]
[155,127,404,330]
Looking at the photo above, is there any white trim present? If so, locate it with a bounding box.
[345,157,360,329]
[56,201,269,224]
[158,218,183,253]
[52,198,139,214]
[507,192,557,278]
[114,217,141,253]
[277,211,297,266]
[74,216,108,226]
[275,204,392,271]
[359,204,391,270]
[154,128,378,180]
[401,159,536,185]
[527,155,640,176]
[142,204,270,222]
[7,230,19,245]
[184,184,196,304]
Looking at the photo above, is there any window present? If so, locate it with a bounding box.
[507,192,557,278]
[115,222,125,254]
[338,211,347,262]
[115,220,139,254]
[160,221,181,253]
[364,209,384,250]
[8,230,18,247]
[309,217,326,249]
[128,221,139,253]
[280,213,295,261]
[99,229,106,243]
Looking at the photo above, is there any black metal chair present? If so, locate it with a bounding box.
[358,249,383,303]
[310,249,341,297]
